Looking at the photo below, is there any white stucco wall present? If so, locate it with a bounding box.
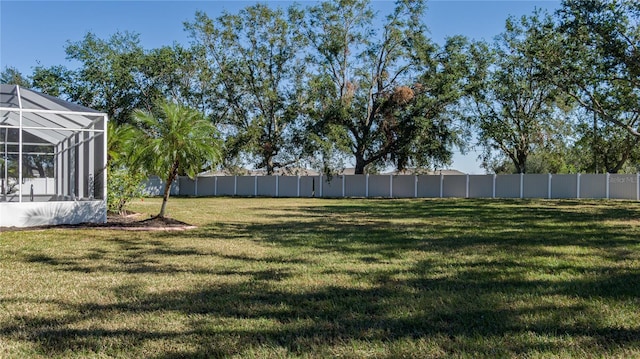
[0,200,106,228]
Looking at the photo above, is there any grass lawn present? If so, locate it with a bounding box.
[1,197,639,358]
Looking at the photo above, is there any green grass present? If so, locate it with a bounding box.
[1,197,639,358]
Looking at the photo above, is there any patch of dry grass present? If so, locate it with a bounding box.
[1,198,639,358]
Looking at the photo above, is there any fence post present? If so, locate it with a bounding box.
[520,173,524,199]
[606,173,610,199]
[366,174,369,198]
[297,175,300,197]
[275,175,279,197]
[234,176,237,196]
[493,174,496,199]
[215,176,218,196]
[440,173,444,198]
[319,174,323,198]
[637,173,639,201]
[576,173,580,199]
[390,175,393,198]
[195,176,198,197]
[414,175,418,198]
[465,174,469,198]
[342,175,346,198]
[254,176,258,196]
[548,173,552,199]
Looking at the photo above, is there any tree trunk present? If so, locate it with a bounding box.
[266,155,275,176]
[36,163,46,178]
[514,150,527,174]
[355,155,366,175]
[159,160,179,218]
[607,137,639,174]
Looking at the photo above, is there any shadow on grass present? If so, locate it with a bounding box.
[4,277,639,357]
[24,235,306,276]
[181,198,640,258]
[5,199,640,357]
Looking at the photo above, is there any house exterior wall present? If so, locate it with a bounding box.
[0,200,106,227]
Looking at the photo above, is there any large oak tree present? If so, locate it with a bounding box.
[186,4,308,175]
[466,12,567,174]
[301,0,468,174]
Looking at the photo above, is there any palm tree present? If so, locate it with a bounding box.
[106,121,143,215]
[107,121,138,165]
[132,100,222,218]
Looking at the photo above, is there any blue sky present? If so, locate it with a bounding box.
[1,0,561,173]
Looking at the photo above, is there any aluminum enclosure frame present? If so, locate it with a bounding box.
[0,84,107,227]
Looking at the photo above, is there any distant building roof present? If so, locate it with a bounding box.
[273,167,320,176]
[200,167,320,176]
[200,167,468,176]
[385,168,467,175]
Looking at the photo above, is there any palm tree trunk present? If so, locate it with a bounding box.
[159,160,179,218]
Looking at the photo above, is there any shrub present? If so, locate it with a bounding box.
[107,167,145,216]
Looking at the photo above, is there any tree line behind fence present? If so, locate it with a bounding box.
[142,174,640,201]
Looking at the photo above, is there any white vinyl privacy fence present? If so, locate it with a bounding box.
[143,173,640,201]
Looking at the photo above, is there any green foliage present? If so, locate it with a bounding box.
[185,4,307,174]
[30,65,74,97]
[140,44,212,112]
[467,11,567,174]
[488,147,578,174]
[5,1,639,176]
[302,0,464,174]
[557,0,639,129]
[106,167,144,215]
[571,118,640,174]
[0,157,18,194]
[64,31,147,125]
[393,35,473,171]
[0,66,31,87]
[548,0,640,172]
[106,121,143,215]
[132,100,223,217]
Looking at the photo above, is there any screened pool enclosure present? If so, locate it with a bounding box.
[0,84,107,227]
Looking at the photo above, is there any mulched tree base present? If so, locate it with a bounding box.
[0,212,196,232]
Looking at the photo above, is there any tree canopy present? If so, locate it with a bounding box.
[301,0,468,174]
[3,0,639,176]
[132,100,223,217]
[466,12,568,174]
[186,4,307,175]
